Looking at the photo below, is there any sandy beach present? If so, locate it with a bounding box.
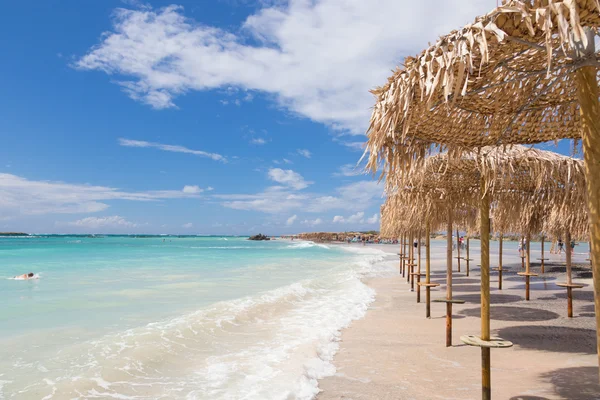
[317,240,600,400]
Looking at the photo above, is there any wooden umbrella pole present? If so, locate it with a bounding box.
[417,229,422,302]
[466,236,470,277]
[521,235,525,269]
[446,210,453,347]
[408,232,413,284]
[526,232,532,301]
[426,222,432,318]
[402,235,407,278]
[566,230,574,317]
[499,234,504,290]
[456,228,461,272]
[541,236,545,273]
[480,177,492,400]
[576,28,600,372]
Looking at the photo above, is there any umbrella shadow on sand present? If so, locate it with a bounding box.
[459,306,559,322]
[510,367,600,399]
[496,325,597,354]
[453,293,521,305]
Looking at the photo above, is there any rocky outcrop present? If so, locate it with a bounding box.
[248,233,270,241]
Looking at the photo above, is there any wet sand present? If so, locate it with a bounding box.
[318,240,600,400]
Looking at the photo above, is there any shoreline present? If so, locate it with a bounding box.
[318,241,599,399]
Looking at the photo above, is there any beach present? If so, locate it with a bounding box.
[318,240,599,400]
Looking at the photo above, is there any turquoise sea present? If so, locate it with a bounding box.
[0,236,392,399]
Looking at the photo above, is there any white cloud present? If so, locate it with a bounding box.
[206,186,214,191]
[332,211,377,224]
[333,164,363,177]
[366,213,378,224]
[250,138,267,145]
[118,138,226,162]
[297,149,312,159]
[0,173,201,216]
[286,214,297,226]
[182,185,203,194]
[301,218,322,227]
[182,222,193,228]
[75,2,490,134]
[340,141,365,151]
[346,211,364,223]
[268,168,312,190]
[283,158,293,164]
[67,215,137,229]
[216,179,382,215]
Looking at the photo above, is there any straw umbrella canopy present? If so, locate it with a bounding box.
[382,144,585,398]
[364,0,600,395]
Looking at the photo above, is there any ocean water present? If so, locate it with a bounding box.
[0,236,393,400]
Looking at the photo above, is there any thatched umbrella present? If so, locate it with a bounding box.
[381,145,585,397]
[366,1,600,396]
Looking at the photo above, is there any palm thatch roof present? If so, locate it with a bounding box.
[381,145,587,237]
[366,0,600,175]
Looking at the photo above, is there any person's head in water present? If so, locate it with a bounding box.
[27,273,34,277]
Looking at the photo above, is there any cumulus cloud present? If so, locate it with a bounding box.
[216,180,382,215]
[297,149,311,158]
[182,185,203,194]
[250,138,267,145]
[332,215,345,223]
[118,138,226,162]
[67,215,137,229]
[301,218,323,227]
[74,1,490,134]
[286,214,297,226]
[366,213,379,224]
[267,168,312,190]
[333,211,378,225]
[333,164,363,177]
[182,222,193,228]
[0,173,201,216]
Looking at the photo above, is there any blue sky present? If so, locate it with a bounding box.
[0,0,577,234]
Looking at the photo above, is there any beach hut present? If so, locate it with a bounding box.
[365,1,600,396]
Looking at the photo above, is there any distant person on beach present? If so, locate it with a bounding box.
[557,238,564,254]
[15,272,35,280]
[570,240,577,255]
[413,239,418,248]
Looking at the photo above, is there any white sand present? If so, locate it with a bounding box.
[317,239,600,400]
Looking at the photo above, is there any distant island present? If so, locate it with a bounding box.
[248,233,270,241]
[0,232,29,236]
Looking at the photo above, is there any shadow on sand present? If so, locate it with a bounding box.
[453,293,521,305]
[496,325,597,354]
[540,366,600,400]
[431,278,481,285]
[451,284,498,293]
[554,290,595,302]
[459,306,559,322]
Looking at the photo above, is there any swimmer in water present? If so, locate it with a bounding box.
[15,272,35,280]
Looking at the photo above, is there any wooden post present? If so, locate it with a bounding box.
[426,222,432,318]
[402,235,407,278]
[446,210,453,347]
[521,235,525,269]
[541,236,545,273]
[480,177,491,400]
[566,230,574,317]
[466,236,470,277]
[526,232,531,301]
[410,234,415,289]
[456,228,461,272]
[576,28,600,371]
[417,229,422,303]
[399,240,403,274]
[499,234,504,290]
[408,233,413,284]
